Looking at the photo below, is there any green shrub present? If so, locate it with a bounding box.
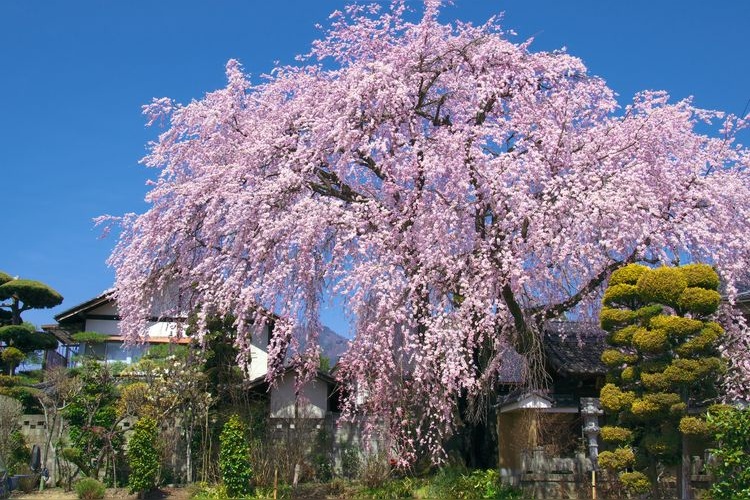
[359,478,416,499]
[219,414,252,498]
[607,325,638,346]
[632,328,668,353]
[127,416,159,495]
[600,263,723,493]
[341,445,361,479]
[708,406,750,499]
[6,430,31,475]
[600,349,625,367]
[14,464,39,493]
[609,264,649,286]
[642,431,679,457]
[189,483,230,500]
[600,426,633,444]
[678,263,719,290]
[648,314,703,338]
[620,366,636,383]
[600,307,635,331]
[678,287,721,315]
[598,447,635,471]
[599,383,634,413]
[636,267,687,306]
[679,416,711,436]
[619,471,651,495]
[602,283,639,306]
[639,371,667,391]
[75,477,106,500]
[427,467,522,499]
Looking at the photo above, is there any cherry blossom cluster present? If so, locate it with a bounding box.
[104,1,750,462]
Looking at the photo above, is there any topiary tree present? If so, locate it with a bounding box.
[1,347,24,376]
[219,414,252,498]
[598,263,724,496]
[0,272,63,326]
[127,416,159,497]
[71,332,109,360]
[0,272,61,366]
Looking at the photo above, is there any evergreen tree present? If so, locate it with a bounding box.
[127,417,159,497]
[0,271,61,357]
[598,263,724,495]
[219,414,252,497]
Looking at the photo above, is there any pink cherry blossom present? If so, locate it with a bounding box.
[105,1,750,462]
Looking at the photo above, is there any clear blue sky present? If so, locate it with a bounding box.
[3,1,749,334]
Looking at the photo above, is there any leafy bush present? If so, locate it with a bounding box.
[598,447,636,471]
[358,477,417,498]
[219,415,252,498]
[427,467,523,499]
[600,426,633,444]
[75,477,106,499]
[618,471,651,495]
[189,482,229,499]
[14,464,39,493]
[127,416,159,495]
[708,406,750,499]
[359,452,391,489]
[341,445,361,479]
[6,431,31,475]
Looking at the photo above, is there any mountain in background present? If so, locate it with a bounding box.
[319,326,349,366]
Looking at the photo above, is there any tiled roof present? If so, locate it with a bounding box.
[498,321,608,384]
[543,322,608,377]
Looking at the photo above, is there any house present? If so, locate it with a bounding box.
[495,322,607,496]
[42,291,347,418]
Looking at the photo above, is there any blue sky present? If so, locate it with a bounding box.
[3,1,749,334]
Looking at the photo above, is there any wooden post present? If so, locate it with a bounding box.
[680,433,692,500]
[273,468,278,500]
[591,470,597,500]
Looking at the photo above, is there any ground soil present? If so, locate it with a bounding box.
[11,487,191,500]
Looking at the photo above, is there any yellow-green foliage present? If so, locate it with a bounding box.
[610,264,649,286]
[603,283,639,306]
[601,349,625,367]
[600,426,634,444]
[678,287,721,316]
[598,447,636,471]
[649,314,703,338]
[674,326,721,357]
[621,366,636,383]
[636,267,687,306]
[631,392,682,419]
[608,325,639,346]
[678,263,719,290]
[599,263,724,488]
[679,416,711,436]
[632,328,668,353]
[663,358,724,385]
[642,431,679,456]
[640,360,668,374]
[640,371,669,391]
[600,383,635,413]
[600,307,636,331]
[635,304,663,322]
[618,471,652,495]
[707,403,733,416]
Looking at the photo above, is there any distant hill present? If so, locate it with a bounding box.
[293,325,349,367]
[319,326,349,365]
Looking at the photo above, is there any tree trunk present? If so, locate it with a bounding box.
[679,433,691,500]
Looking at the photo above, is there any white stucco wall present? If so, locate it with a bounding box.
[270,373,330,419]
[81,304,272,373]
